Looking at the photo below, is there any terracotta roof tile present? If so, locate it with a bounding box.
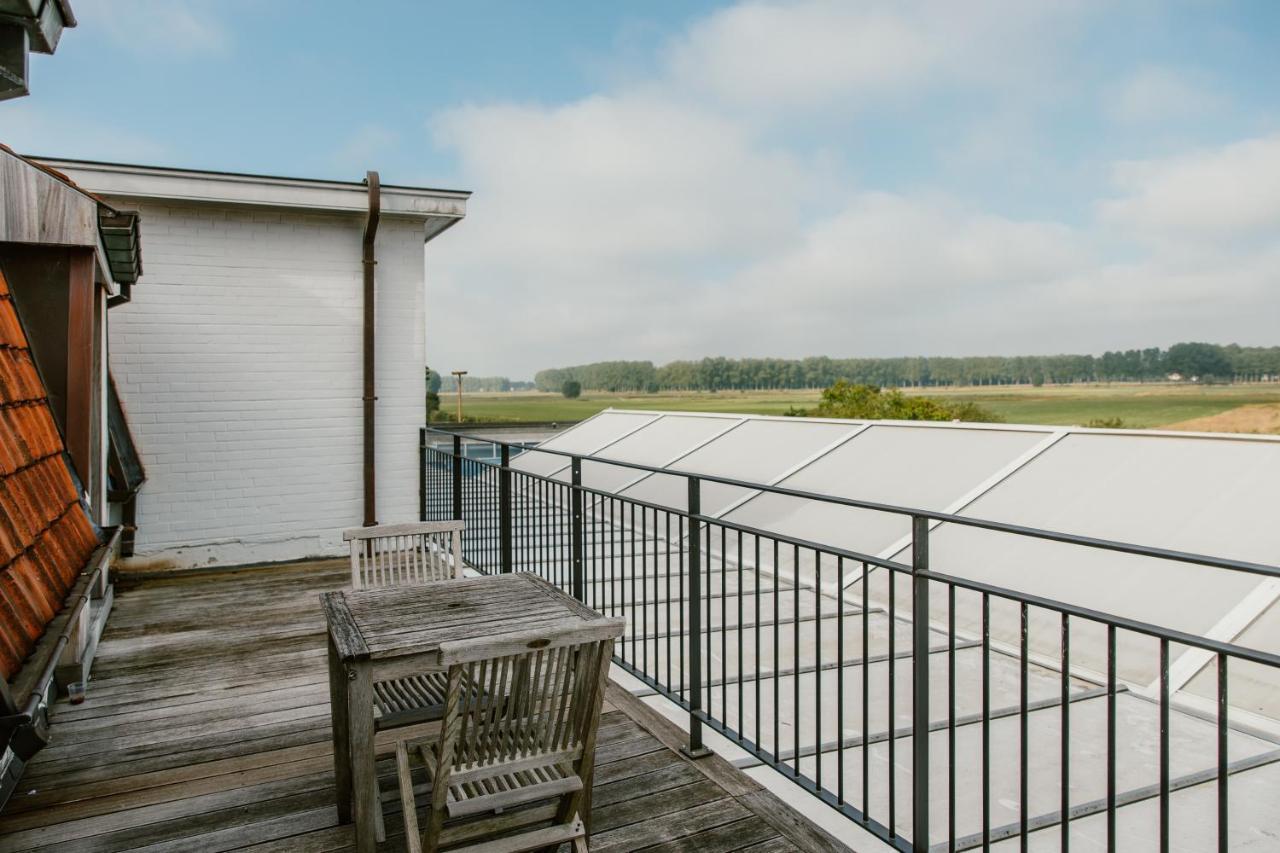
[0,268,100,678]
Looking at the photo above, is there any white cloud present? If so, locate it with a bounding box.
[1,102,170,162]
[1099,133,1280,241]
[433,93,815,273]
[662,0,1087,113]
[424,2,1280,376]
[1105,66,1224,125]
[330,125,400,173]
[81,0,231,56]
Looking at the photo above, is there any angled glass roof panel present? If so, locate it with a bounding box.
[618,418,861,514]
[722,424,1051,565]
[511,410,657,476]
[1183,595,1280,716]
[553,414,740,492]
[910,432,1280,682]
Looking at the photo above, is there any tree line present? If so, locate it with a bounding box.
[530,343,1280,392]
[427,371,535,393]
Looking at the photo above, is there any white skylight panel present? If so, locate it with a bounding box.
[618,418,860,514]
[549,413,740,493]
[902,432,1280,685]
[511,410,658,476]
[721,424,1052,571]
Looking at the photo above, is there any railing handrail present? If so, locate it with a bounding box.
[425,439,1280,672]
[424,425,1280,581]
[423,427,1276,852]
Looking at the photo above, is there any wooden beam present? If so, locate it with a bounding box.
[65,247,95,494]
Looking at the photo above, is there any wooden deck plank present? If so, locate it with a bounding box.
[0,560,843,852]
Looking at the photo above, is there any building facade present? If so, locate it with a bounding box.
[39,160,468,569]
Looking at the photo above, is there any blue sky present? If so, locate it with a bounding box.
[6,1,1280,378]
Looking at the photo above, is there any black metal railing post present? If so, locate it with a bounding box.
[451,434,462,521]
[571,457,584,601]
[418,428,427,522]
[682,475,711,758]
[911,515,930,852]
[499,444,512,574]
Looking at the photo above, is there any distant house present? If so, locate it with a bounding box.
[35,159,469,569]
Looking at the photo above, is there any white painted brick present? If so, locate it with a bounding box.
[108,202,428,568]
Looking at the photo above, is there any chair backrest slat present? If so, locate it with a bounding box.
[435,619,623,780]
[344,521,465,590]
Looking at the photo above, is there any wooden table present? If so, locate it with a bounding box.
[320,572,607,853]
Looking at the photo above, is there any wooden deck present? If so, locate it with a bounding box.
[0,559,845,852]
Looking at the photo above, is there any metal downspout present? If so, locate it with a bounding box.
[362,171,380,527]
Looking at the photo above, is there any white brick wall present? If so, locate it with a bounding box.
[107,201,427,568]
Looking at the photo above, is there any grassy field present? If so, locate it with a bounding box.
[444,389,821,423]
[925,383,1280,429]
[438,383,1280,433]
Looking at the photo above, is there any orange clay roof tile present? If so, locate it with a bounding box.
[0,268,100,678]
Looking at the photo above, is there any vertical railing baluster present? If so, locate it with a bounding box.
[1062,613,1071,853]
[1107,624,1117,852]
[774,540,781,767]
[683,476,709,757]
[1020,602,1029,852]
[862,560,869,825]
[815,551,822,787]
[889,566,897,837]
[570,457,584,601]
[911,516,930,852]
[838,555,845,807]
[982,592,990,849]
[1218,652,1228,853]
[948,583,956,852]
[499,445,512,574]
[1159,638,1169,853]
[418,428,427,522]
[793,544,801,777]
[452,434,462,522]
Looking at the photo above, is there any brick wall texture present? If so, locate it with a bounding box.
[107,202,426,568]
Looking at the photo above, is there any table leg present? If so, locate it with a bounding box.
[328,635,353,824]
[348,658,377,853]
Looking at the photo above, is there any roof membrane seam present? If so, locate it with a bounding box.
[1153,577,1280,698]
[611,417,748,500]
[607,408,1280,444]
[863,428,1071,574]
[535,410,664,479]
[706,422,873,521]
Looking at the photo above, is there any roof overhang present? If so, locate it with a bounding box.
[34,158,469,244]
[0,146,132,298]
[0,0,76,100]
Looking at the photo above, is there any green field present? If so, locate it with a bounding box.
[443,390,821,423]
[437,383,1280,432]
[928,384,1280,429]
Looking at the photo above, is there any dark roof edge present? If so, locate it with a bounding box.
[25,155,472,198]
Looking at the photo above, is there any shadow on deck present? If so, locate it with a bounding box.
[0,559,847,852]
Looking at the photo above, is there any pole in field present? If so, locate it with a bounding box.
[451,370,468,423]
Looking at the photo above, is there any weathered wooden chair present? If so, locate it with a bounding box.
[344,521,465,591]
[394,618,625,853]
[342,522,468,728]
[342,520,470,842]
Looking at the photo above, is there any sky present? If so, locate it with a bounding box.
[5,1,1280,379]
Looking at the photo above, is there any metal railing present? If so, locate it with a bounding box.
[418,426,1280,852]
